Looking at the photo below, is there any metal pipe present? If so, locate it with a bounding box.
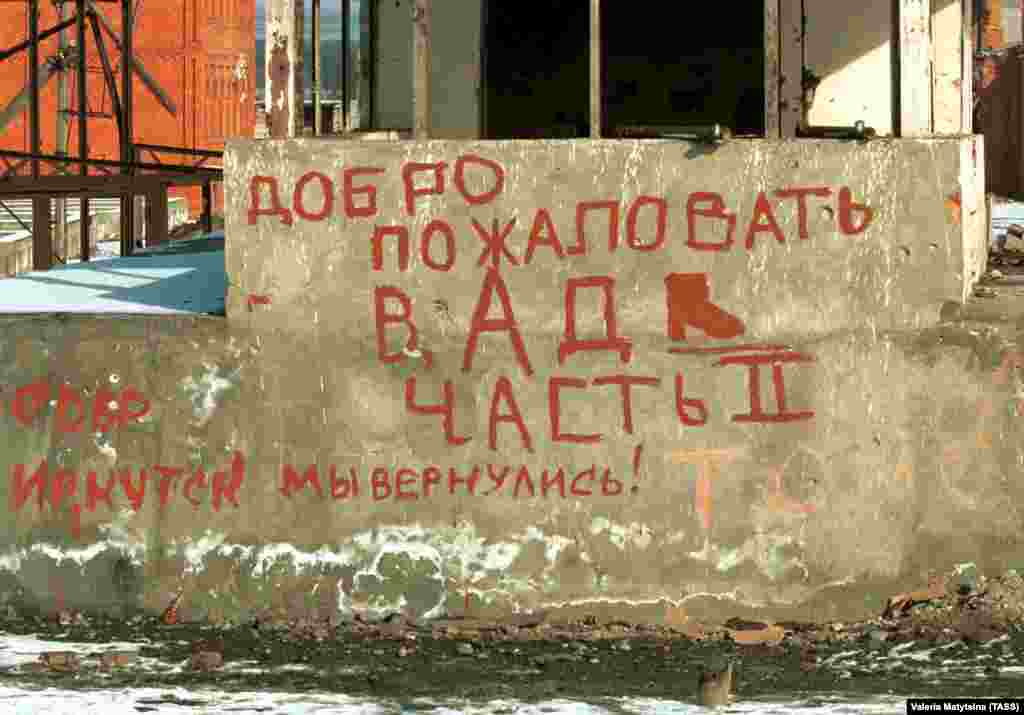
[77,0,89,261]
[313,0,321,135]
[28,0,40,179]
[589,0,601,138]
[121,0,135,256]
[797,121,877,139]
[341,0,349,132]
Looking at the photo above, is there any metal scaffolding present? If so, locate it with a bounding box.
[0,0,223,271]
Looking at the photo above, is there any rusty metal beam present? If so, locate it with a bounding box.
[0,174,213,197]
[29,0,52,271]
[77,0,90,262]
[28,0,40,178]
[341,0,349,131]
[589,0,600,138]
[0,149,222,175]
[313,0,321,135]
[88,10,123,143]
[147,184,168,246]
[0,16,77,63]
[0,49,67,136]
[201,181,213,233]
[133,143,223,158]
[86,0,177,116]
[764,0,781,138]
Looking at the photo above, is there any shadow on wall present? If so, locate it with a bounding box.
[806,0,962,78]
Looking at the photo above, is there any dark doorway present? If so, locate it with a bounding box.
[482,1,766,139]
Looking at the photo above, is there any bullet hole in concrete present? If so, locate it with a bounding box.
[930,243,939,250]
[900,246,911,258]
[821,206,834,220]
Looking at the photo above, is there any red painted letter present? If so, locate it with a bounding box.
[745,192,786,250]
[487,376,533,452]
[454,154,505,205]
[374,286,421,364]
[716,352,815,423]
[559,276,632,365]
[626,196,668,252]
[371,225,411,271]
[402,162,446,216]
[524,208,565,264]
[420,220,457,272]
[293,171,334,221]
[686,192,735,252]
[342,167,385,218]
[775,187,831,241]
[574,201,620,254]
[838,187,874,235]
[247,176,293,226]
[675,373,708,426]
[473,218,519,269]
[549,377,601,443]
[463,269,533,376]
[405,377,471,446]
[592,375,660,434]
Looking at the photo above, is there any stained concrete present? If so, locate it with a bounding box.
[0,136,1011,629]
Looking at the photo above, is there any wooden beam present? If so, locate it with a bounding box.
[765,0,781,138]
[590,0,601,138]
[962,0,974,132]
[779,0,802,136]
[31,197,50,270]
[146,185,168,247]
[413,0,431,140]
[898,0,933,136]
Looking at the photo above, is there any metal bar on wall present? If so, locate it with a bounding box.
[313,0,321,135]
[89,11,123,141]
[413,0,431,139]
[28,0,51,270]
[0,16,76,63]
[764,0,781,138]
[77,0,90,262]
[779,0,803,136]
[120,0,134,257]
[589,0,601,138]
[341,0,349,131]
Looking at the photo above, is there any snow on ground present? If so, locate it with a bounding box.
[0,687,916,715]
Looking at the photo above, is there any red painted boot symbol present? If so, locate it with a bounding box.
[664,273,745,341]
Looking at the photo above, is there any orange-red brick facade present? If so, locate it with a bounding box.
[0,0,256,217]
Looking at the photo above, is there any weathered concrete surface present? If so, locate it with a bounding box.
[225,138,985,336]
[0,313,1023,626]
[0,137,1008,628]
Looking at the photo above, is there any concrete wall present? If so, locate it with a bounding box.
[374,0,482,138]
[0,135,998,628]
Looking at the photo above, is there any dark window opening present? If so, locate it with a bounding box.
[483,1,765,139]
